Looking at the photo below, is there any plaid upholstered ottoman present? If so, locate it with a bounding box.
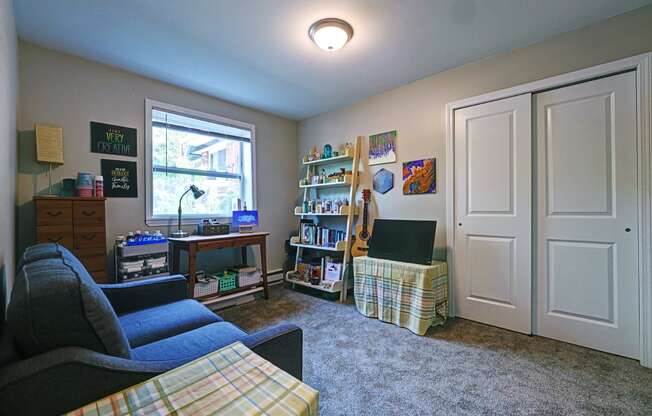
[353,256,448,335]
[67,342,318,416]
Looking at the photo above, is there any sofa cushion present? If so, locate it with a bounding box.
[119,299,223,348]
[7,257,131,358]
[17,243,79,269]
[131,322,246,362]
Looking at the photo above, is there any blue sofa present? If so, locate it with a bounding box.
[0,244,302,415]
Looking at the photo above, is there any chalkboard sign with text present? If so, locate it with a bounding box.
[91,121,137,157]
[101,159,138,198]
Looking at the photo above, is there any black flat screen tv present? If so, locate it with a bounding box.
[367,219,436,265]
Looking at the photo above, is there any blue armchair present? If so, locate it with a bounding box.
[0,244,302,416]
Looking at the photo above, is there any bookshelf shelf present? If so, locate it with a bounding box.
[293,206,359,217]
[289,237,348,252]
[285,274,343,293]
[302,153,353,166]
[299,179,352,189]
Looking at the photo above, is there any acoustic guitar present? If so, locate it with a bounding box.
[351,189,372,257]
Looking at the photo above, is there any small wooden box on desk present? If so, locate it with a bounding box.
[34,196,109,283]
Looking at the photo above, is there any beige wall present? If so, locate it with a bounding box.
[298,5,652,260]
[0,0,17,293]
[17,42,297,274]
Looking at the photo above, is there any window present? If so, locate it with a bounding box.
[145,100,255,225]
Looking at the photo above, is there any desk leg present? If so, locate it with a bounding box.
[188,243,197,299]
[260,238,269,299]
[172,245,181,274]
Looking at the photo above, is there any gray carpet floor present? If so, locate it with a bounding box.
[219,286,652,416]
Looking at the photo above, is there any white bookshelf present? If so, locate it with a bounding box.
[286,136,362,302]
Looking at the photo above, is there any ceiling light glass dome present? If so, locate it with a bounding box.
[309,18,353,52]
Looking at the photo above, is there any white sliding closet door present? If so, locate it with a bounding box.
[536,72,639,358]
[454,94,532,334]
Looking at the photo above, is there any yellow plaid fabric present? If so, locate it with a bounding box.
[354,257,448,335]
[66,342,319,416]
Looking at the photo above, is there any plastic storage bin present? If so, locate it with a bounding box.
[232,265,261,287]
[218,271,238,293]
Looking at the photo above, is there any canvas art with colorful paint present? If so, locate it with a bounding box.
[403,158,436,194]
[368,130,397,165]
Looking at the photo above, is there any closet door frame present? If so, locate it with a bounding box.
[445,53,652,368]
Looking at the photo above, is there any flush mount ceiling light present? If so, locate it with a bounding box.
[309,18,353,52]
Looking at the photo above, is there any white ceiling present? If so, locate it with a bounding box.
[14,0,652,120]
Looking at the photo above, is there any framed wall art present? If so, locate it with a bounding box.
[368,130,397,165]
[402,158,436,194]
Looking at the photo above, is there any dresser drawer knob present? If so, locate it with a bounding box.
[82,210,96,216]
[48,236,63,243]
[46,211,63,217]
[81,234,97,240]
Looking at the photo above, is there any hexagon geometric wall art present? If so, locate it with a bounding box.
[373,168,394,194]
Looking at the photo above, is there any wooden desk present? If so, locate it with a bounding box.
[169,232,269,301]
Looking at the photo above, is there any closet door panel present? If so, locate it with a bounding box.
[454,93,532,334]
[536,71,639,359]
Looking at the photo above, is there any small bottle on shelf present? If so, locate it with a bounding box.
[115,235,125,247]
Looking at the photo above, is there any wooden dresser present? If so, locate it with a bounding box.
[35,196,110,283]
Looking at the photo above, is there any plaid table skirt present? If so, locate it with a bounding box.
[354,256,448,335]
[66,342,319,416]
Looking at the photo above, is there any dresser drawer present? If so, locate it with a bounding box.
[36,225,74,247]
[73,201,105,225]
[78,255,106,272]
[36,200,72,226]
[74,226,106,249]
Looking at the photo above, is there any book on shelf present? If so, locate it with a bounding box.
[299,220,345,247]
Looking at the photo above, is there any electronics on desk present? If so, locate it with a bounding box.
[115,230,169,282]
[197,219,230,236]
[232,210,259,233]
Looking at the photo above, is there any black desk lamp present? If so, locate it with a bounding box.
[171,184,205,238]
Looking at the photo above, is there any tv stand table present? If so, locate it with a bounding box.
[169,232,269,301]
[353,256,448,335]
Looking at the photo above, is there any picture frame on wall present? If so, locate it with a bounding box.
[402,158,436,194]
[101,159,138,198]
[91,121,137,157]
[368,130,397,165]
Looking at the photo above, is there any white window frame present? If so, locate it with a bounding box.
[145,99,257,226]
